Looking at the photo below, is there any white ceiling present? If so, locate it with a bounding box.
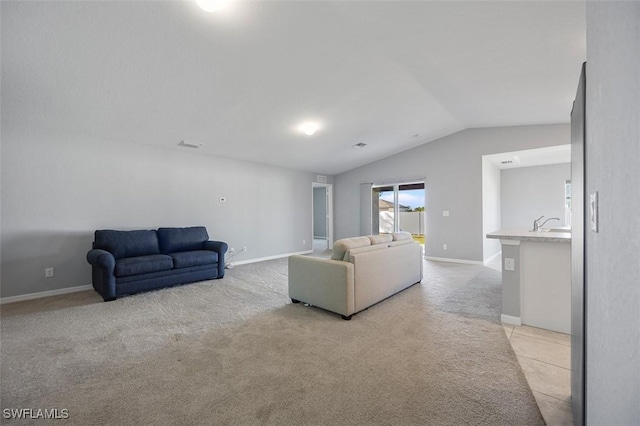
[1,1,586,175]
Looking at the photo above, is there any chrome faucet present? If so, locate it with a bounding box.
[533,216,560,231]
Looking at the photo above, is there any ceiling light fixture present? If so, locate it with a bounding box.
[179,140,203,149]
[195,0,228,13]
[352,142,367,148]
[299,122,319,136]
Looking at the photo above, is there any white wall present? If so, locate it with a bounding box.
[482,158,501,263]
[0,124,327,298]
[585,2,640,423]
[501,163,570,228]
[335,124,570,262]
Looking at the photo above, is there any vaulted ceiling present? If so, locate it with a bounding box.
[1,1,586,175]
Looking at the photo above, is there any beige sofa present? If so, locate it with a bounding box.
[288,232,423,320]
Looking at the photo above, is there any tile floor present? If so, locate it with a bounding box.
[504,324,574,426]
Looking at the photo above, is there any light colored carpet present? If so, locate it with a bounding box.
[1,258,544,425]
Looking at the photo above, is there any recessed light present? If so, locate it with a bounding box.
[299,122,319,136]
[352,142,367,148]
[196,0,228,13]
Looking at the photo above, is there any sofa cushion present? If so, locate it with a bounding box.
[330,236,371,260]
[392,232,413,241]
[158,227,209,254]
[369,234,393,245]
[170,250,218,269]
[114,254,173,277]
[94,230,160,260]
[344,243,390,262]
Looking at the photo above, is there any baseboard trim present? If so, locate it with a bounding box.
[1,284,93,305]
[501,314,522,326]
[424,256,483,265]
[232,250,313,267]
[484,251,502,266]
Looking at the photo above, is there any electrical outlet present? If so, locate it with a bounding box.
[229,247,235,253]
[45,267,54,278]
[303,240,306,245]
[442,244,448,250]
[241,246,246,252]
[504,258,515,271]
[443,210,450,217]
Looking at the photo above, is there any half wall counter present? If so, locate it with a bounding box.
[486,227,571,334]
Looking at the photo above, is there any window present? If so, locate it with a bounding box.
[372,182,425,245]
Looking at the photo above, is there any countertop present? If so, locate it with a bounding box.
[486,227,571,243]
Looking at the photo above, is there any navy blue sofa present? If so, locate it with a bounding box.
[86,226,227,301]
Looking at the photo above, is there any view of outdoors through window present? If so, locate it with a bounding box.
[372,182,425,245]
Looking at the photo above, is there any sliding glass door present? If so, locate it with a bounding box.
[372,182,425,244]
[372,186,396,234]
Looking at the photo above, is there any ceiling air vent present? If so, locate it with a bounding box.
[352,142,367,148]
[178,140,203,149]
[499,155,520,166]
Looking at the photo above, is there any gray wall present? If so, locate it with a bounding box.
[313,186,327,238]
[585,2,640,423]
[501,163,570,228]
[482,158,501,262]
[0,125,328,298]
[334,124,570,262]
[500,243,521,319]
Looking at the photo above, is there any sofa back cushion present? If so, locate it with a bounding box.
[330,236,371,260]
[158,227,209,253]
[392,232,413,241]
[344,243,390,262]
[94,230,160,260]
[389,239,415,247]
[368,234,393,245]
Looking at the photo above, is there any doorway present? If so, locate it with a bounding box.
[312,183,333,254]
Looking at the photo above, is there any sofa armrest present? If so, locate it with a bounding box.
[288,255,355,317]
[86,249,116,301]
[203,240,228,278]
[203,240,228,255]
[87,249,115,271]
